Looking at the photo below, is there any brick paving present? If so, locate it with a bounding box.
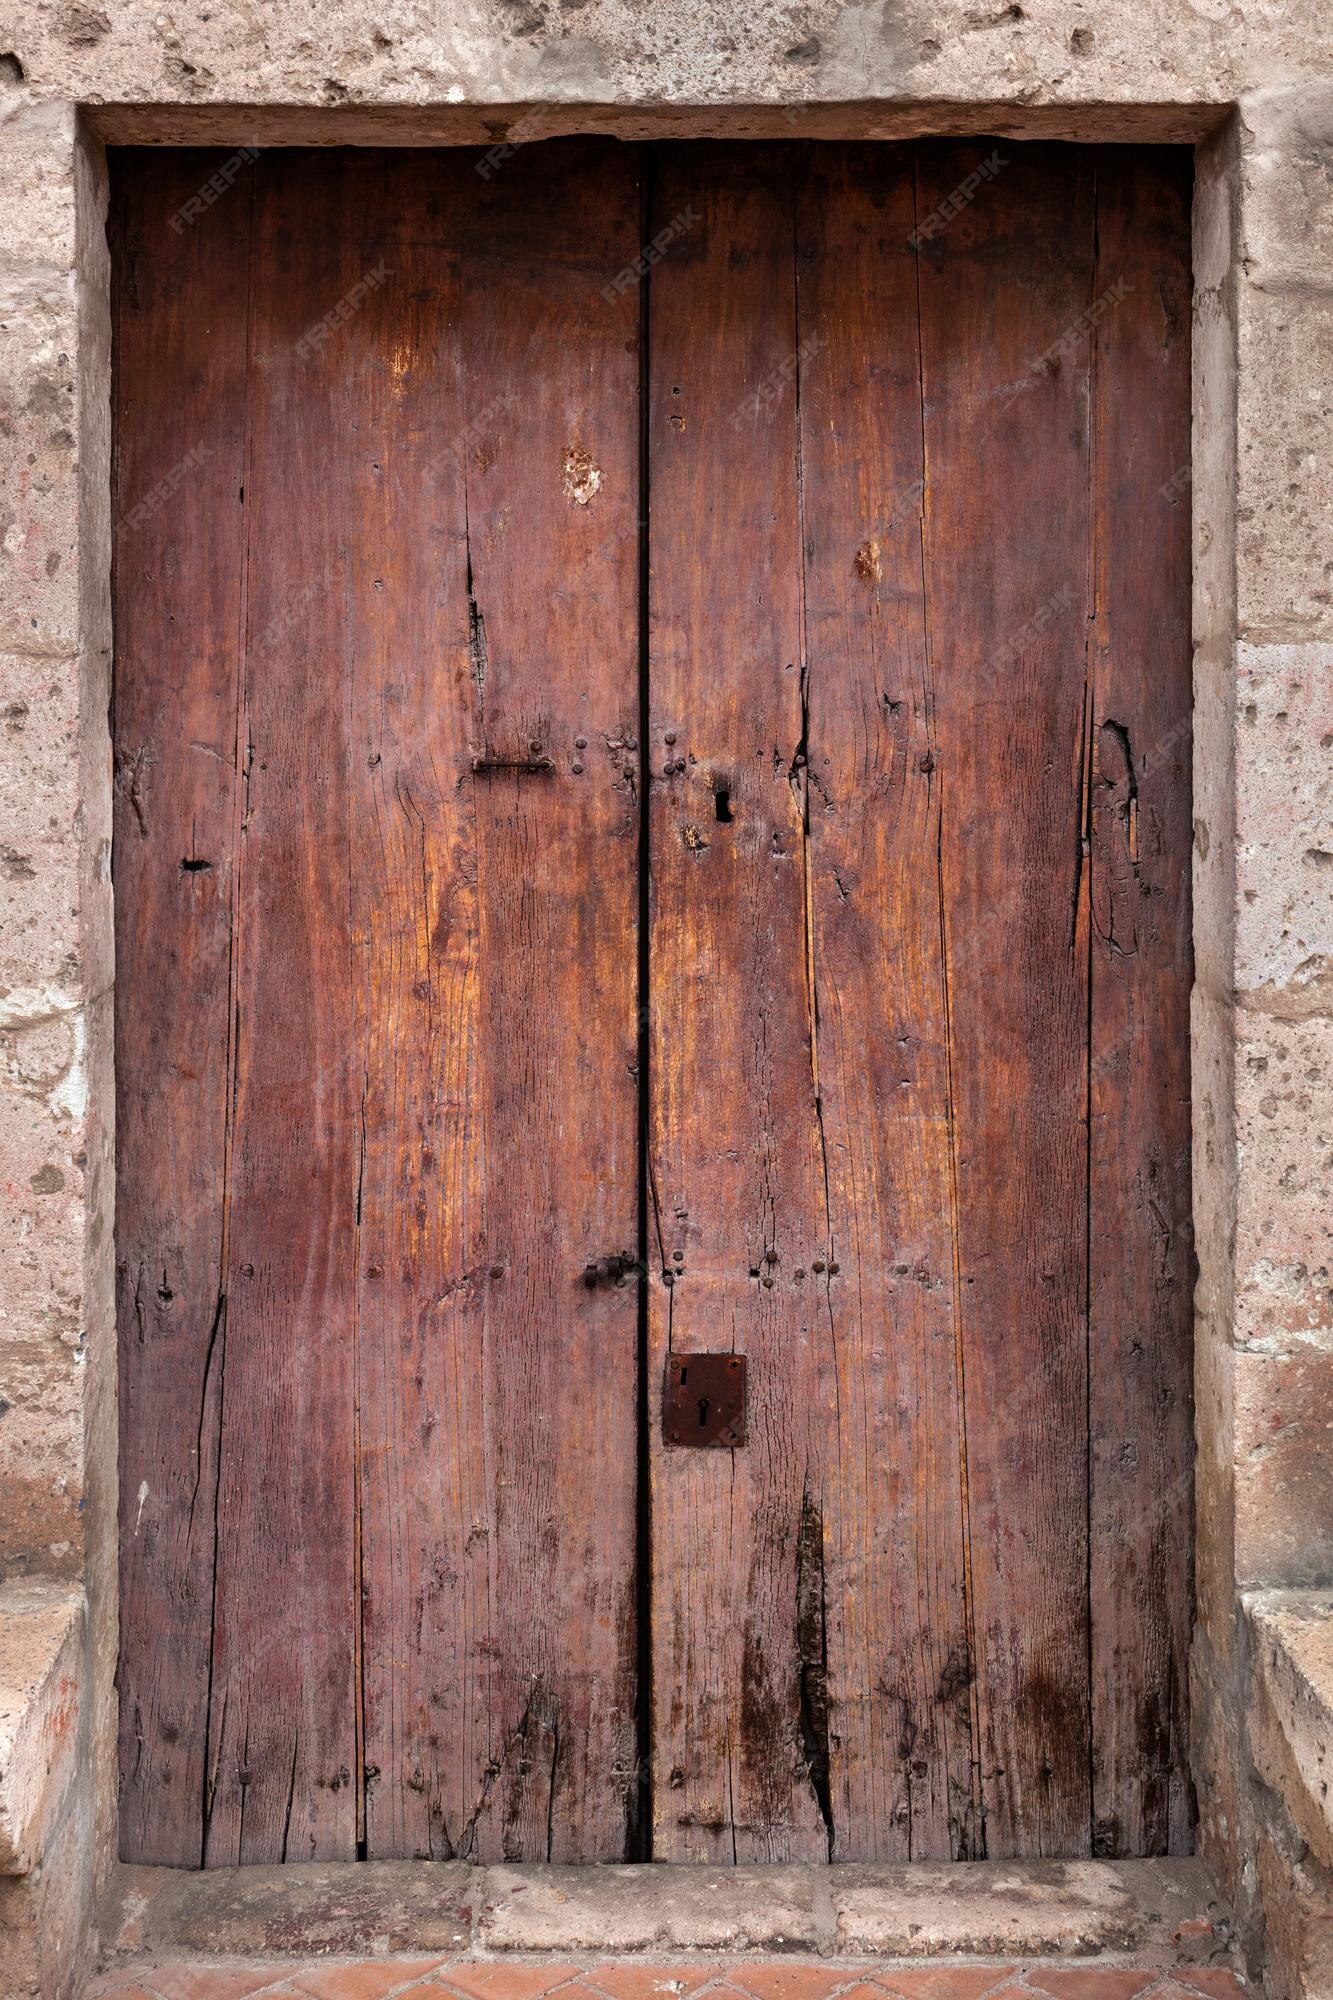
[84,1961,1248,2000]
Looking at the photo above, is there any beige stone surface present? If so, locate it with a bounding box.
[0,0,1328,121]
[1235,290,1333,644]
[1234,645,1333,999]
[1247,1590,1333,1875]
[0,1579,82,1873]
[1235,1347,1333,1589]
[0,99,79,271]
[0,270,82,663]
[92,1855,1229,1966]
[478,1864,821,1952]
[0,86,112,2000]
[829,1861,1224,1960]
[0,5,1327,1993]
[0,654,84,996]
[103,1859,474,1959]
[1256,1835,1333,2000]
[1233,1010,1333,1359]
[1241,85,1333,296]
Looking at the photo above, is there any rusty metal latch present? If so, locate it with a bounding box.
[663,1353,746,1448]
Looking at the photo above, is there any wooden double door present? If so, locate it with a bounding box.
[113,139,1193,1870]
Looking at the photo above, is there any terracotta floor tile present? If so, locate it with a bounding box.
[82,1983,173,2000]
[84,1964,1254,2000]
[288,1963,448,1999]
[429,1971,589,2000]
[1024,1974,1159,2000]
[724,1971,863,2000]
[582,1969,730,2000]
[1152,1983,1247,2000]
[870,1973,1018,2000]
[89,1973,298,2000]
[98,1968,296,2000]
[814,1982,901,2000]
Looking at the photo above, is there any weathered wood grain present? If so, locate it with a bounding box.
[915,139,1096,1857]
[114,137,1193,1869]
[1086,147,1194,1858]
[399,137,643,1862]
[112,149,254,1867]
[646,143,831,1864]
[308,150,484,1865]
[203,149,362,1864]
[794,143,978,1861]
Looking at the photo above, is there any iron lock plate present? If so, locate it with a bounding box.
[663,1352,747,1448]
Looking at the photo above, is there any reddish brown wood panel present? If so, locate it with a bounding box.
[116,137,1192,1868]
[453,139,644,1863]
[115,142,643,1867]
[1086,148,1194,1858]
[349,139,643,1864]
[113,150,254,1868]
[645,144,832,1864]
[646,139,1191,1861]
[913,138,1098,1859]
[795,144,978,1860]
[202,149,363,1865]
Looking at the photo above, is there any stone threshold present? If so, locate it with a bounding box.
[100,1858,1233,1970]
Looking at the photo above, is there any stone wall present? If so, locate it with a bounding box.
[0,5,1328,1995]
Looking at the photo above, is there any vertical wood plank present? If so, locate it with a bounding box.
[793,143,978,1861]
[338,150,484,1866]
[916,139,1096,1857]
[646,143,830,1863]
[1087,148,1194,1858]
[450,138,643,1861]
[344,142,643,1863]
[112,150,253,1867]
[203,150,360,1864]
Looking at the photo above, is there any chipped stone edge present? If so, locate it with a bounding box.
[0,1580,85,1875]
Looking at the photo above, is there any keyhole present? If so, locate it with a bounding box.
[697,1397,710,1429]
[714,785,733,823]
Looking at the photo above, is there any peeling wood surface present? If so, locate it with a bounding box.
[114,139,1192,1869]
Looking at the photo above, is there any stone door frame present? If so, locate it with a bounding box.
[0,69,1328,2000]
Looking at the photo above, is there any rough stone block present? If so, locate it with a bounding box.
[1191,288,1238,662]
[101,1859,474,1958]
[0,1579,82,1872]
[0,0,1331,120]
[0,1019,88,1576]
[0,269,81,662]
[0,100,77,272]
[1191,659,1235,1008]
[828,1859,1224,1960]
[1190,1630,1246,1910]
[0,651,82,994]
[477,1863,820,1952]
[1236,287,1333,643]
[1234,642,1333,999]
[1235,1347,1333,1589]
[1233,1011,1333,1355]
[1247,1589,1333,1873]
[1257,1834,1333,2000]
[1242,85,1333,294]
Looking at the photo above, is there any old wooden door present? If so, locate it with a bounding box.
[114,139,1193,1869]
